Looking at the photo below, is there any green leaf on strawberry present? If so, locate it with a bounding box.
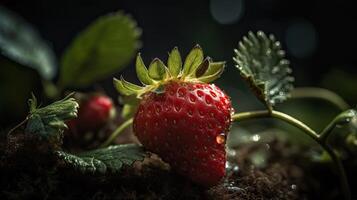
[56,144,146,174]
[59,11,141,88]
[233,31,294,111]
[114,45,226,120]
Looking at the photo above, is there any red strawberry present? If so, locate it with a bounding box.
[114,45,231,186]
[72,95,115,132]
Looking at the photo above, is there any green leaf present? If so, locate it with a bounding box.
[120,76,143,91]
[195,57,211,78]
[113,78,142,96]
[56,144,146,174]
[136,53,154,85]
[148,58,167,80]
[233,31,294,110]
[120,95,140,120]
[59,11,141,87]
[25,94,79,138]
[182,45,204,77]
[197,61,225,83]
[0,6,56,80]
[167,47,182,77]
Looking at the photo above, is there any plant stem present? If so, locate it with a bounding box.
[290,87,349,110]
[7,117,29,135]
[100,118,134,148]
[232,110,319,141]
[232,110,350,200]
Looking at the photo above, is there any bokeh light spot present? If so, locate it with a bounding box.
[285,20,318,58]
[210,0,244,25]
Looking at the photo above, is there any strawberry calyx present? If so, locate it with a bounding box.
[114,45,225,99]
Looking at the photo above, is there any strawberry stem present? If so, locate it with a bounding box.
[232,110,351,200]
[100,118,134,148]
[290,87,350,111]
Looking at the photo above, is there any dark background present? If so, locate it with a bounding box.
[1,0,356,127]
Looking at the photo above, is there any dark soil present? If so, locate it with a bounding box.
[0,129,347,200]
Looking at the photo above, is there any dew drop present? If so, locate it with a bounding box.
[291,184,297,190]
[251,134,260,142]
[216,133,226,144]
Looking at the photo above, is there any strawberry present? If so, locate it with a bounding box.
[114,45,232,187]
[70,95,116,133]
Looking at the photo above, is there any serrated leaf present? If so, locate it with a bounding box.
[59,11,141,87]
[136,53,154,85]
[148,58,167,80]
[56,144,146,174]
[182,45,204,77]
[25,94,79,138]
[167,47,182,77]
[0,6,56,80]
[234,31,294,110]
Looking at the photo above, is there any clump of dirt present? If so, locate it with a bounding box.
[0,130,311,200]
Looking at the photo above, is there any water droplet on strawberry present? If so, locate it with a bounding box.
[216,133,226,144]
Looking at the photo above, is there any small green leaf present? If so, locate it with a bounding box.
[28,93,38,113]
[120,95,140,119]
[168,47,182,77]
[197,62,225,83]
[203,61,225,77]
[234,31,294,110]
[59,11,141,87]
[136,53,154,85]
[113,78,136,96]
[182,45,204,77]
[25,94,79,138]
[195,57,211,78]
[120,76,142,91]
[148,58,167,80]
[0,6,56,80]
[56,144,146,174]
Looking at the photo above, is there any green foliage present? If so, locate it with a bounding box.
[120,95,140,120]
[182,45,204,77]
[56,144,146,174]
[114,45,225,119]
[136,53,154,85]
[0,6,56,80]
[148,58,167,80]
[167,47,182,77]
[234,31,294,111]
[59,11,141,88]
[25,94,79,138]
